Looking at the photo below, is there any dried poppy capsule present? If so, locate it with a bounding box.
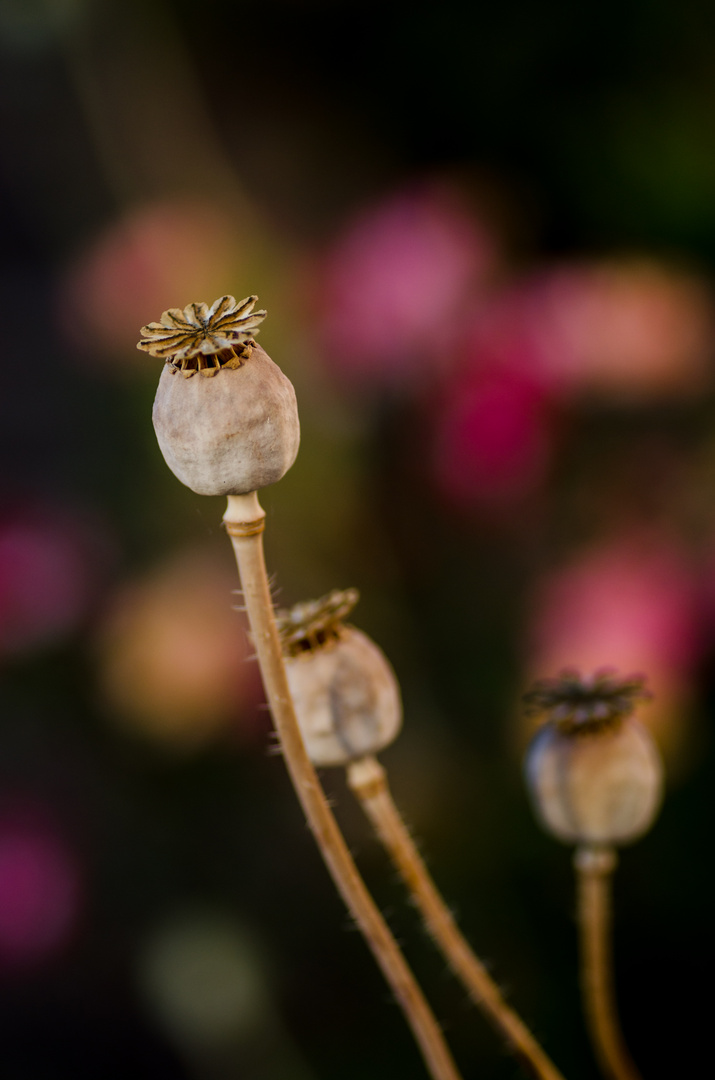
[523,670,663,846]
[275,589,402,767]
[138,295,300,496]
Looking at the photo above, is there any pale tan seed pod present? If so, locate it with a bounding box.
[276,589,402,767]
[139,296,300,496]
[523,670,663,847]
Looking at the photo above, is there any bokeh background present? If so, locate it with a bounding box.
[1,0,714,1076]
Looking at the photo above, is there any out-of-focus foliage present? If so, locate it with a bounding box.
[1,1,715,1077]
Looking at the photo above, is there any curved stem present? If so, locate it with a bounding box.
[347,756,567,1080]
[223,494,463,1080]
[575,846,642,1080]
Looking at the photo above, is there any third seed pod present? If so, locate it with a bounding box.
[523,670,664,847]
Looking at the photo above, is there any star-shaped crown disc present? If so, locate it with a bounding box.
[137,295,267,372]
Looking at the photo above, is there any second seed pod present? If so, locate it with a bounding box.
[276,589,402,767]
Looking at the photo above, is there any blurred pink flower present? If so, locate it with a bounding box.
[0,505,111,658]
[58,198,249,364]
[519,259,714,401]
[430,367,551,509]
[317,183,498,388]
[0,813,81,967]
[526,532,699,760]
[446,257,714,404]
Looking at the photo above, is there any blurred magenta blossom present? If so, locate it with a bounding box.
[427,254,713,507]
[317,182,498,388]
[0,810,81,967]
[430,366,551,509]
[526,531,699,758]
[0,505,111,658]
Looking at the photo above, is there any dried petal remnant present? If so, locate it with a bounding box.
[523,669,650,734]
[137,295,267,376]
[276,588,360,658]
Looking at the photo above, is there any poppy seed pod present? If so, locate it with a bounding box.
[139,296,300,496]
[523,670,663,847]
[276,589,402,767]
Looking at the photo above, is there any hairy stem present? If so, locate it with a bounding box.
[224,493,463,1080]
[347,756,567,1080]
[575,846,642,1080]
